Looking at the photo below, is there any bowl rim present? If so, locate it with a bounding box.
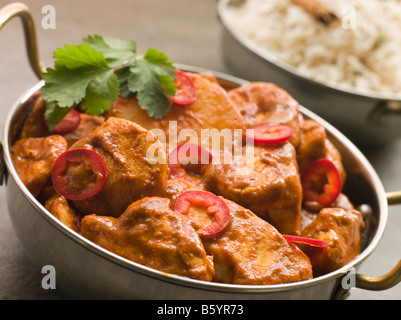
[2,65,388,295]
[217,0,401,102]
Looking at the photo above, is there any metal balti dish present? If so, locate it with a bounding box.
[218,0,401,147]
[1,2,401,300]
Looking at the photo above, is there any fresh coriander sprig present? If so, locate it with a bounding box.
[41,35,176,130]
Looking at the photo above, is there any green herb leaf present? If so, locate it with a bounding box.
[42,42,116,118]
[82,35,137,68]
[79,69,119,116]
[41,66,97,108]
[53,43,108,70]
[116,66,134,99]
[125,48,176,118]
[41,35,176,126]
[81,85,113,115]
[86,69,119,103]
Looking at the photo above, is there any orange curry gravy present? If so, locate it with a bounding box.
[11,72,364,285]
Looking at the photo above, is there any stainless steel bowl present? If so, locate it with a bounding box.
[218,0,401,147]
[1,2,401,300]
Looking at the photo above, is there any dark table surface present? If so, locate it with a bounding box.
[1,0,400,300]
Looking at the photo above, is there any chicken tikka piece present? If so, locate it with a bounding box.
[107,71,247,149]
[81,196,215,281]
[227,82,302,147]
[68,117,169,217]
[296,119,346,183]
[18,96,50,139]
[41,186,80,233]
[300,207,365,277]
[163,178,312,284]
[11,135,68,197]
[202,142,303,235]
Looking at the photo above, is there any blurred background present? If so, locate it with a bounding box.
[0,0,400,299]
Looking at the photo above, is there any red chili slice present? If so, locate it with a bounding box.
[51,109,81,134]
[51,149,107,201]
[168,143,212,178]
[174,191,230,238]
[301,158,342,207]
[282,235,329,248]
[245,124,293,145]
[169,70,196,106]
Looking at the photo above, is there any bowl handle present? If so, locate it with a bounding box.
[355,259,401,291]
[334,259,401,299]
[386,190,401,205]
[0,2,45,79]
[352,193,401,292]
[334,192,401,299]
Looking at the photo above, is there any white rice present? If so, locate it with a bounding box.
[224,0,401,94]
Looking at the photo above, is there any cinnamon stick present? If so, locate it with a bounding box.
[291,0,339,25]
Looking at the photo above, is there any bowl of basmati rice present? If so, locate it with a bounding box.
[218,0,401,146]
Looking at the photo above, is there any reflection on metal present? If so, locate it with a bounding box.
[0,143,5,186]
